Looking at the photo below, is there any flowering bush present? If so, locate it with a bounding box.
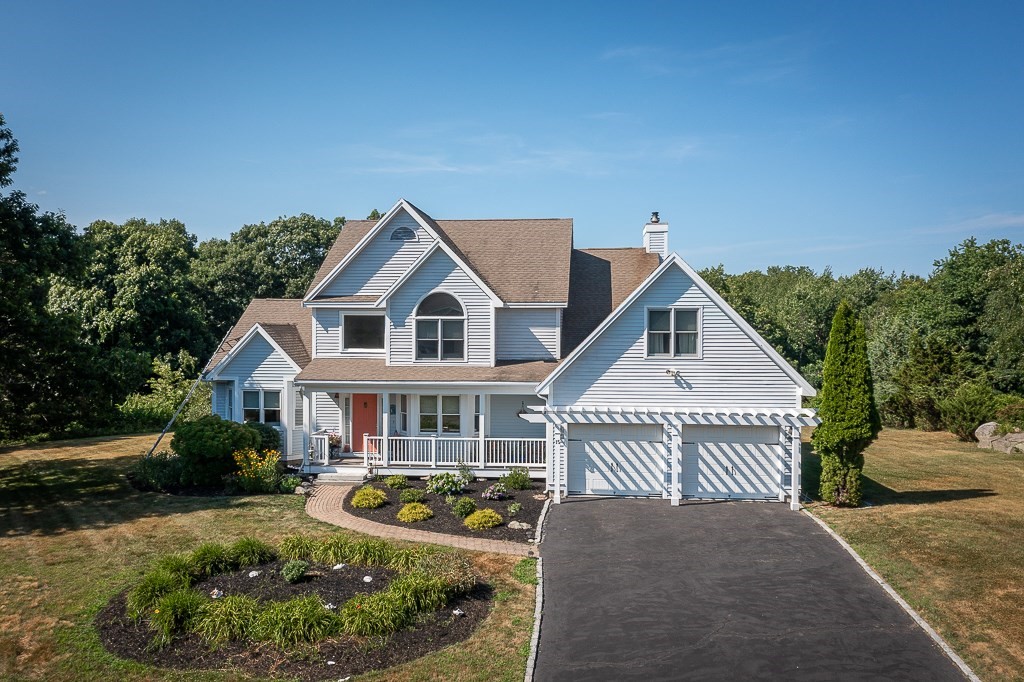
[426,472,464,496]
[327,431,342,448]
[233,448,281,494]
[481,481,507,500]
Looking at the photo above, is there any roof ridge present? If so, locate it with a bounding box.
[436,218,572,222]
[578,246,648,252]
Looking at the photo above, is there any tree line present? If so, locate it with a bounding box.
[2,114,1022,443]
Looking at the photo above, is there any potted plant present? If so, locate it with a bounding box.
[327,431,342,457]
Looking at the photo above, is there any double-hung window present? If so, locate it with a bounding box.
[415,292,465,361]
[419,395,461,435]
[647,308,700,358]
[242,389,282,425]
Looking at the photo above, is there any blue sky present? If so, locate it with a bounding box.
[5,1,1024,275]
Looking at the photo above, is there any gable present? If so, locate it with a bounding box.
[544,258,812,408]
[317,208,436,299]
[386,249,493,365]
[215,331,297,387]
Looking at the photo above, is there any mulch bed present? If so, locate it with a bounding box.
[343,478,547,542]
[96,560,492,681]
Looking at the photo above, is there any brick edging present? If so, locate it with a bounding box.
[305,484,539,557]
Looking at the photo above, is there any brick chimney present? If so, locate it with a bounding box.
[643,211,669,260]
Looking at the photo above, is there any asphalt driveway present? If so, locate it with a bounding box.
[534,499,967,681]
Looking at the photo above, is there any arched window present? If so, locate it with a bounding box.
[415,292,465,360]
[390,226,416,241]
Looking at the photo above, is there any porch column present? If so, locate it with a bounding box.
[553,422,562,504]
[671,421,682,506]
[381,391,390,467]
[478,393,486,470]
[301,388,312,470]
[778,427,789,502]
[790,426,802,510]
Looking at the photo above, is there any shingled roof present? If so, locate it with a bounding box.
[561,248,661,354]
[205,299,311,373]
[305,210,574,304]
[296,358,558,383]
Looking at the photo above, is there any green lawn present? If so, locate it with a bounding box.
[0,434,535,681]
[805,428,1024,681]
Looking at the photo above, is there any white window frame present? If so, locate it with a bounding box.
[645,306,702,359]
[414,291,467,362]
[242,388,283,425]
[417,394,461,435]
[341,313,386,352]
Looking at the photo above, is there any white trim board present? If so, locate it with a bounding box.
[535,252,817,397]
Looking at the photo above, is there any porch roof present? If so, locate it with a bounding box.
[294,358,559,384]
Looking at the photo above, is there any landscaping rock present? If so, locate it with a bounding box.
[993,432,1024,454]
[294,486,305,495]
[976,422,998,448]
[508,521,532,530]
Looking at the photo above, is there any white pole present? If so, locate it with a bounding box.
[790,426,802,510]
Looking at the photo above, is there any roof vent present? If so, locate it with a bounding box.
[643,212,669,260]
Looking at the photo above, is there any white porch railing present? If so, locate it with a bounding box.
[310,430,331,466]
[363,434,545,469]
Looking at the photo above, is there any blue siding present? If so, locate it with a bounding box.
[218,334,294,388]
[495,309,558,360]
[551,265,800,408]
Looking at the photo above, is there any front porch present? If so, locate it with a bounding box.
[306,431,545,478]
[297,386,547,478]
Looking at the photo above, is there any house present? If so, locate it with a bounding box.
[203,199,818,508]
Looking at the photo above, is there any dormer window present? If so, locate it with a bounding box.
[415,292,465,361]
[390,226,416,241]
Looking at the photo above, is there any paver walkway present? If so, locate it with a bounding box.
[535,498,967,681]
[306,484,538,557]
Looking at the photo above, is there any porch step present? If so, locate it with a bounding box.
[315,472,370,485]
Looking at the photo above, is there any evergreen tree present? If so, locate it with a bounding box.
[813,300,881,506]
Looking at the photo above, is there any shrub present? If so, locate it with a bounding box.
[482,481,508,500]
[388,572,449,612]
[996,400,1024,434]
[397,502,433,523]
[189,542,235,578]
[312,535,353,565]
[508,502,522,516]
[457,460,474,486]
[451,496,477,519]
[151,553,193,583]
[281,559,309,584]
[500,466,532,491]
[127,569,191,621]
[232,447,281,493]
[245,421,282,452]
[170,415,260,487]
[227,537,276,567]
[383,474,408,489]
[339,590,408,637]
[351,485,388,509]
[279,534,318,560]
[149,588,206,647]
[253,596,340,648]
[512,558,538,585]
[347,538,395,566]
[444,493,457,507]
[128,450,183,492]
[415,551,477,593]
[426,472,463,496]
[195,594,260,646]
[399,488,425,503]
[279,474,302,493]
[939,381,999,441]
[464,508,503,530]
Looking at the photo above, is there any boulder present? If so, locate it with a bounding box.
[975,422,999,449]
[991,432,1024,454]
[294,486,305,495]
[508,520,532,530]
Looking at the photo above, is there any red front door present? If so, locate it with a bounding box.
[352,394,378,452]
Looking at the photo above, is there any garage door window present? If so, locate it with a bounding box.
[647,308,700,357]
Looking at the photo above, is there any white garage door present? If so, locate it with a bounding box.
[567,424,665,496]
[682,425,783,500]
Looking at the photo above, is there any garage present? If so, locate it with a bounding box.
[567,424,665,496]
[682,425,783,500]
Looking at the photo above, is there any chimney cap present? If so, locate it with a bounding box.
[650,211,660,224]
